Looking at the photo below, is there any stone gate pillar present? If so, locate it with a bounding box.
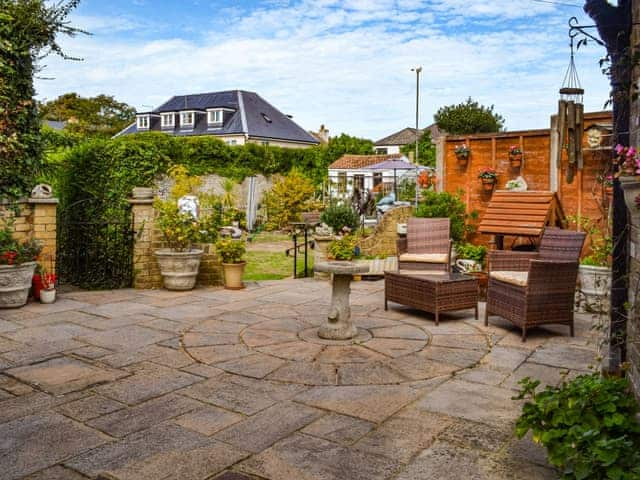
[128,188,161,289]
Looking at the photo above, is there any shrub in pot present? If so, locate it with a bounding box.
[320,203,359,235]
[0,223,42,308]
[455,242,486,272]
[216,237,246,290]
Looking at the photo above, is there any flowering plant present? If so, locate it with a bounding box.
[478,167,498,180]
[614,144,639,175]
[509,145,522,155]
[454,144,470,158]
[602,174,614,187]
[0,221,42,266]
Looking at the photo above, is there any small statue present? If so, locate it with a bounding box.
[30,184,53,199]
[178,195,199,218]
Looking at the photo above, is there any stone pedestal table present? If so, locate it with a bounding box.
[314,261,369,340]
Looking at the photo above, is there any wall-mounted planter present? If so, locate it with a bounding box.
[481,179,496,191]
[509,153,523,168]
[456,155,469,166]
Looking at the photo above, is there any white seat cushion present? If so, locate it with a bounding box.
[399,253,448,264]
[490,270,528,287]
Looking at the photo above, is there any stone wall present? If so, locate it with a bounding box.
[626,0,640,400]
[358,206,412,257]
[0,198,58,272]
[129,194,223,289]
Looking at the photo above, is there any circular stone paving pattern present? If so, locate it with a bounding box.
[182,311,491,386]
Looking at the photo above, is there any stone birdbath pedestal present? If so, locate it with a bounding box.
[313,261,369,340]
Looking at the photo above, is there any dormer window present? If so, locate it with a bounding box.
[137,115,149,130]
[181,111,194,127]
[208,109,223,125]
[161,113,175,128]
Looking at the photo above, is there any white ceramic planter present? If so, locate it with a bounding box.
[40,288,56,304]
[154,249,204,291]
[578,264,611,313]
[0,262,37,308]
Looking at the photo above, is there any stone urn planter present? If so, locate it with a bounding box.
[154,249,204,291]
[0,262,37,308]
[578,264,611,313]
[221,262,246,290]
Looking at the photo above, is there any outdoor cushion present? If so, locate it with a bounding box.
[399,253,448,264]
[490,270,529,287]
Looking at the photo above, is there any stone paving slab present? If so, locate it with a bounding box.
[65,423,249,480]
[0,279,600,479]
[7,357,128,395]
[0,412,109,480]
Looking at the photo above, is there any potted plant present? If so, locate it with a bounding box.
[602,174,614,198]
[327,234,359,261]
[478,167,498,191]
[455,242,487,273]
[454,144,470,165]
[614,144,638,176]
[0,222,42,308]
[509,145,523,167]
[569,216,611,313]
[39,267,57,304]
[154,200,203,291]
[216,237,247,289]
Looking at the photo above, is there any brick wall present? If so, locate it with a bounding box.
[358,206,412,257]
[0,198,58,272]
[129,194,223,289]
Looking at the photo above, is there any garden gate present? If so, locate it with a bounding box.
[56,199,135,289]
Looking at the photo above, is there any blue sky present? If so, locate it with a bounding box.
[35,0,611,140]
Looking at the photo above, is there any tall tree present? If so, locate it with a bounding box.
[584,0,632,375]
[400,130,436,167]
[40,93,136,136]
[0,0,83,199]
[434,97,505,135]
[325,133,374,161]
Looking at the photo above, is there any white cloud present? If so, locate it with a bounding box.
[35,0,611,139]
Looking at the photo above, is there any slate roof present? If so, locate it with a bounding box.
[374,124,441,146]
[116,90,319,144]
[329,153,406,170]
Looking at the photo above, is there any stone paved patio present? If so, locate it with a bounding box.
[0,279,598,479]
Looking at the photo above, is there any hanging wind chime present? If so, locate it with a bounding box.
[556,37,585,184]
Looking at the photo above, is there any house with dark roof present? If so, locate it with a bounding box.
[374,124,441,155]
[116,90,319,148]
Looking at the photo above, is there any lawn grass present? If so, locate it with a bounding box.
[247,231,290,244]
[243,250,314,281]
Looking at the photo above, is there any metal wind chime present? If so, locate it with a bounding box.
[556,36,585,184]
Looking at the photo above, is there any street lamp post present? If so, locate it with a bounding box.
[411,66,422,208]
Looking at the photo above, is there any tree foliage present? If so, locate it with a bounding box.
[400,130,436,167]
[262,169,318,230]
[0,0,82,200]
[434,97,505,135]
[39,93,136,136]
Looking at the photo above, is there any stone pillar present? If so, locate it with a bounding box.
[29,198,58,272]
[128,189,161,289]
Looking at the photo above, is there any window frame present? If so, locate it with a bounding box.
[208,110,223,125]
[161,113,175,128]
[180,111,195,127]
[136,115,149,130]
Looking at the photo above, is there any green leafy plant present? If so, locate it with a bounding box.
[320,203,359,234]
[515,374,640,480]
[456,243,487,265]
[0,220,42,265]
[454,144,470,158]
[327,234,358,261]
[435,97,505,135]
[153,201,200,252]
[478,167,498,180]
[415,190,476,242]
[215,237,246,264]
[567,216,611,267]
[263,169,320,230]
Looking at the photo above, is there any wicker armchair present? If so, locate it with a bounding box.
[396,218,452,272]
[484,228,586,341]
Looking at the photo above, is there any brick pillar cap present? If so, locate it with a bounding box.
[128,199,154,205]
[27,198,59,204]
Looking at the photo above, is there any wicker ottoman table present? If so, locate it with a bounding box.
[384,271,479,325]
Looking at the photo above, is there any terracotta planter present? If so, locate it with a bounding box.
[481,178,496,191]
[509,153,522,168]
[0,262,37,308]
[222,262,246,290]
[456,155,469,166]
[604,185,613,197]
[154,249,203,291]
